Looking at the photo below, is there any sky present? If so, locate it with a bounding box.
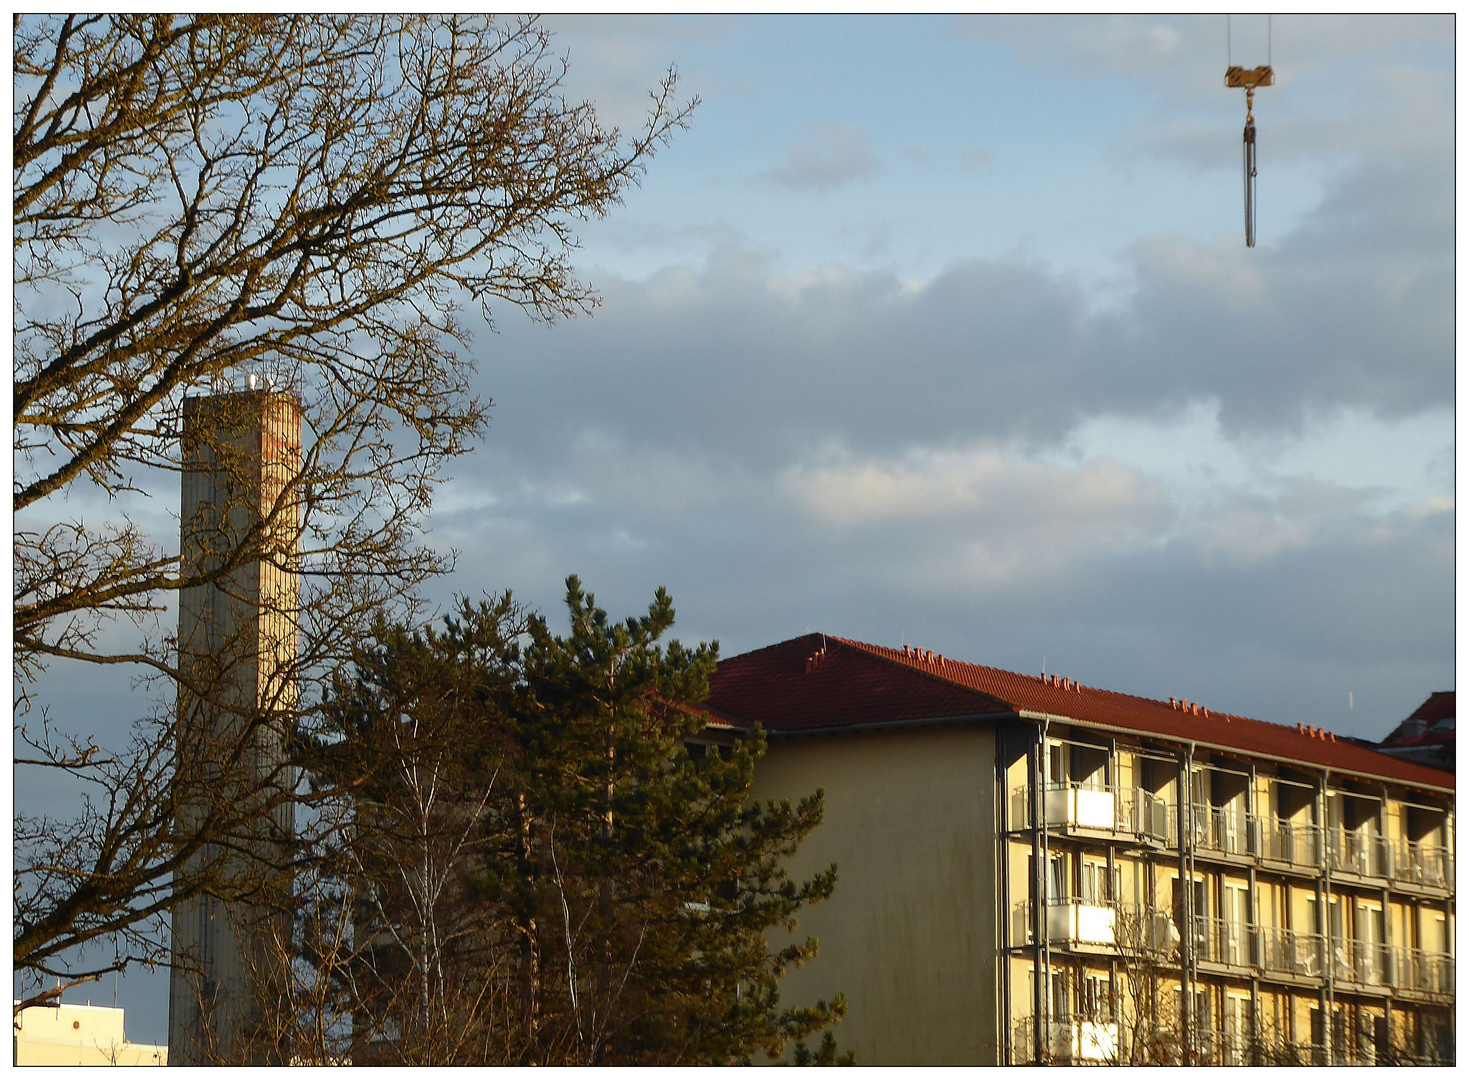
[16,14,1455,1045]
[437,13,1453,733]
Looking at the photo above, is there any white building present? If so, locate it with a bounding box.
[13,1002,166,1066]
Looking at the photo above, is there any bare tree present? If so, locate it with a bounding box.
[14,13,693,1009]
[1106,900,1185,1065]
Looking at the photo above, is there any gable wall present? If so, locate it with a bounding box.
[751,723,999,1065]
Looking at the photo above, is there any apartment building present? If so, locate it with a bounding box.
[702,633,1454,1066]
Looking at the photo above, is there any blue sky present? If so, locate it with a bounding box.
[19,14,1455,1043]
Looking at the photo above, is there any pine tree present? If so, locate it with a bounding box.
[292,578,849,1065]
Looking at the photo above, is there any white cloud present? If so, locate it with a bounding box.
[781,443,1170,590]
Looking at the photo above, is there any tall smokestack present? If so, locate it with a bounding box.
[168,387,301,1065]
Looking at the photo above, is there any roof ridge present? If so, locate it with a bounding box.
[831,634,1372,739]
[829,636,1018,704]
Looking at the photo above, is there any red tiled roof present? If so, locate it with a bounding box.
[1406,690,1455,725]
[704,634,1454,792]
[1381,691,1455,747]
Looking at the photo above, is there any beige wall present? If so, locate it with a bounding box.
[750,723,998,1065]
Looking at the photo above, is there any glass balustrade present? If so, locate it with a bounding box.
[1011,1018,1118,1064]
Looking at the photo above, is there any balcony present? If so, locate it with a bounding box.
[1049,901,1116,945]
[1012,782,1175,842]
[1384,838,1454,890]
[1011,782,1120,832]
[1013,898,1116,947]
[1386,946,1455,997]
[1012,1018,1118,1064]
[1258,818,1322,868]
[1188,803,1254,858]
[1118,787,1172,843]
[1196,916,1257,968]
[1046,784,1116,830]
[1328,830,1389,879]
[1258,924,1326,979]
[1332,937,1390,987]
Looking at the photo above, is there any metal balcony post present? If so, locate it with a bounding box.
[1177,746,1193,1063]
[1318,770,1334,1065]
[997,726,1012,1065]
[1030,725,1044,1061]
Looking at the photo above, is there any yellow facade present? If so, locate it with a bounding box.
[999,723,1454,1064]
[750,717,1454,1065]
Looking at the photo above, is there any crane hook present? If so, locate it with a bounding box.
[1226,66,1273,248]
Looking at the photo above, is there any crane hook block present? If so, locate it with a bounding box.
[1225,65,1274,90]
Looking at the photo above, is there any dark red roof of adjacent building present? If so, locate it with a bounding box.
[704,634,1453,792]
[1376,691,1454,772]
[1381,691,1455,747]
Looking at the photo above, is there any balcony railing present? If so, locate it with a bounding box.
[1010,783,1452,886]
[1258,817,1322,867]
[1332,936,1390,986]
[1011,782,1178,844]
[1012,1018,1118,1064]
[1258,924,1326,979]
[1328,829,1389,878]
[1010,782,1119,832]
[1186,803,1249,856]
[1195,915,1257,968]
[1386,946,1455,996]
[1384,838,1454,889]
[1013,898,1117,946]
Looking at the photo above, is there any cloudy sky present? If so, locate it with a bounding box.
[19,15,1454,1041]
[436,13,1452,736]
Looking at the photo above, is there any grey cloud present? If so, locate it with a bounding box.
[959,145,993,169]
[763,124,878,191]
[433,436,1450,744]
[471,145,1448,475]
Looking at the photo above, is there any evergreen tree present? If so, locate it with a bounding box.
[292,578,848,1065]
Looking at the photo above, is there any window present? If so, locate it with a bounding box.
[1223,884,1250,964]
[1081,860,1118,905]
[1047,743,1067,786]
[1173,987,1211,1031]
[1048,853,1068,903]
[1225,995,1253,1063]
[1079,971,1111,1021]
